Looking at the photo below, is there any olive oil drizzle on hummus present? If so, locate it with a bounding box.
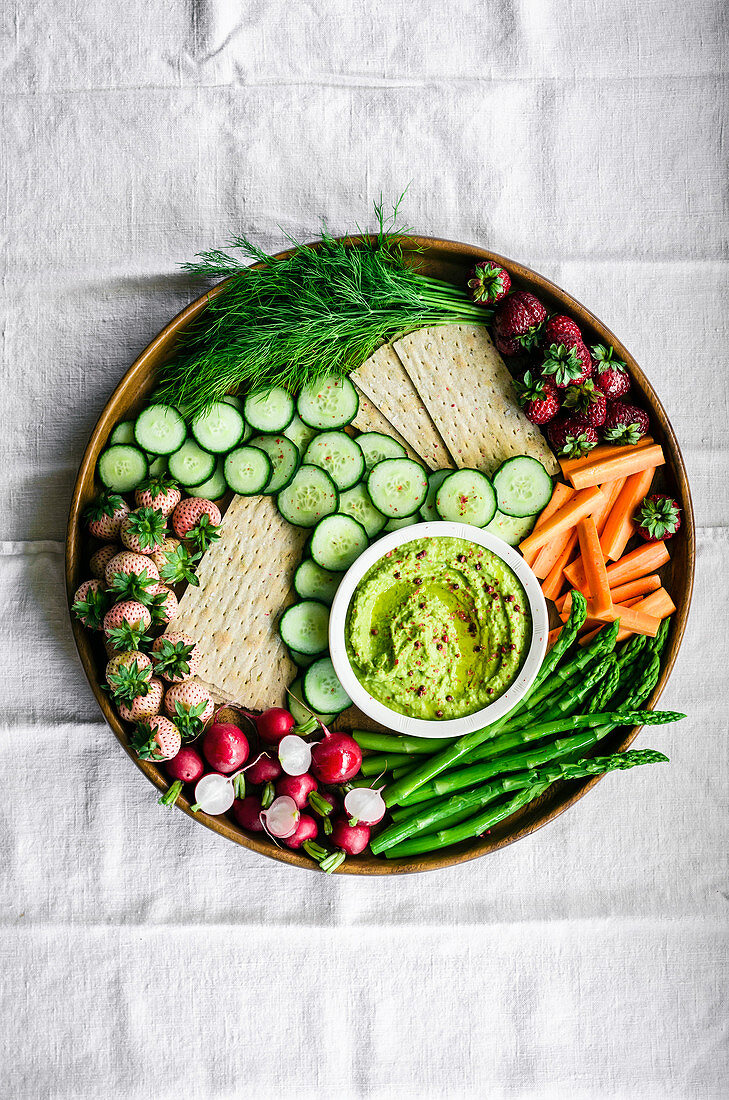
[345,537,530,721]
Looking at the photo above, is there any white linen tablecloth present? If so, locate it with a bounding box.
[1,3,727,1097]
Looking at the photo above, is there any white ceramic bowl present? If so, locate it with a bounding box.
[329,521,549,738]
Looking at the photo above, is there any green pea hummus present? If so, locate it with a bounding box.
[345,536,530,721]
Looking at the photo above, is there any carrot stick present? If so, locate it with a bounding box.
[540,531,579,601]
[595,478,627,536]
[559,438,654,476]
[609,574,662,604]
[546,627,563,651]
[519,485,605,556]
[576,517,612,616]
[600,468,656,561]
[522,483,574,568]
[631,587,676,619]
[568,444,664,492]
[577,602,660,647]
[565,538,669,592]
[530,527,574,580]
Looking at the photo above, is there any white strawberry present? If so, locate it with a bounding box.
[71,579,109,630]
[106,650,153,681]
[148,583,178,626]
[105,551,160,588]
[171,498,221,550]
[84,493,130,539]
[103,600,152,651]
[105,651,154,704]
[149,537,181,573]
[120,507,168,555]
[151,632,199,682]
[132,716,181,761]
[117,676,164,721]
[135,476,182,517]
[164,680,214,723]
[89,544,118,580]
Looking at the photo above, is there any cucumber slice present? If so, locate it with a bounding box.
[243,386,295,433]
[278,600,330,656]
[356,431,407,472]
[309,514,368,572]
[297,373,359,429]
[284,414,318,455]
[483,509,537,547]
[286,677,336,726]
[366,458,428,518]
[146,455,168,478]
[384,515,419,532]
[276,465,338,528]
[303,657,352,714]
[223,446,272,496]
[191,401,246,454]
[97,445,148,492]
[419,469,452,521]
[167,439,216,487]
[248,434,300,493]
[288,648,318,670]
[435,469,497,527]
[134,404,187,456]
[222,394,244,411]
[338,483,387,538]
[109,420,135,446]
[293,559,341,605]
[303,431,364,491]
[493,456,553,518]
[185,459,227,501]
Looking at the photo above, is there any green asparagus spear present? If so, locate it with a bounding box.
[382,592,588,807]
[353,731,455,755]
[396,709,683,806]
[587,655,620,713]
[526,620,619,715]
[360,752,413,777]
[382,749,670,858]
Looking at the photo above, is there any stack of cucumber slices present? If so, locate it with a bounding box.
[96,371,553,727]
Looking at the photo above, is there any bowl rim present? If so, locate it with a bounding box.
[66,232,695,875]
[328,520,548,737]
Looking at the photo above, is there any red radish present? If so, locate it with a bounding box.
[278,734,312,775]
[202,722,249,774]
[166,746,204,783]
[245,751,282,784]
[232,795,265,832]
[261,795,299,838]
[284,814,318,850]
[255,707,295,745]
[275,772,317,809]
[330,817,371,855]
[193,772,235,815]
[89,544,118,580]
[344,786,386,826]
[308,789,337,816]
[310,732,362,785]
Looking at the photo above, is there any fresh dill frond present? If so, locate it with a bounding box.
[157,197,491,416]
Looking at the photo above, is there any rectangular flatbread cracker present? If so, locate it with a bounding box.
[173,494,307,710]
[350,345,455,470]
[351,384,422,463]
[393,323,559,475]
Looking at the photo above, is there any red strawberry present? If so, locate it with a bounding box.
[562,380,607,428]
[541,341,592,388]
[105,651,153,705]
[635,494,682,542]
[135,476,182,517]
[105,550,160,587]
[466,262,511,306]
[103,600,152,651]
[152,632,199,682]
[120,507,168,555]
[118,677,164,722]
[149,537,181,573]
[148,583,179,626]
[84,493,130,540]
[591,344,631,401]
[493,291,547,356]
[89,544,118,580]
[133,715,181,761]
[71,579,109,631]
[542,315,582,347]
[172,498,222,550]
[547,416,599,459]
[603,401,650,445]
[512,371,560,425]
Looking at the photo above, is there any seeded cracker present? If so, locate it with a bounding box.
[350,345,455,469]
[351,384,422,463]
[393,323,559,475]
[173,494,307,709]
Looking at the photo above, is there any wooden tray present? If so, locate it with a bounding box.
[66,236,695,874]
